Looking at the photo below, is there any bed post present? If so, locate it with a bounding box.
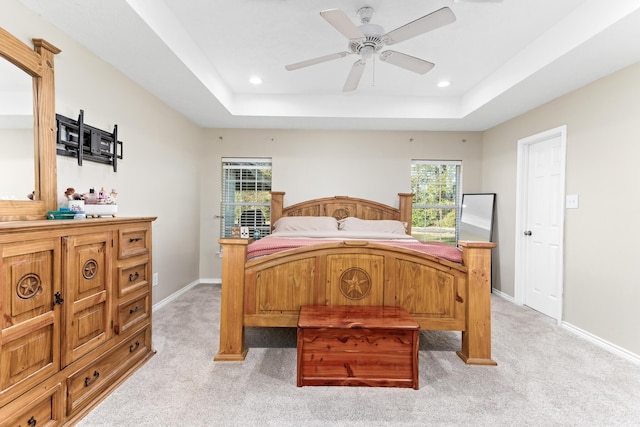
[456,241,497,365]
[214,238,250,361]
[270,191,285,232]
[398,193,414,234]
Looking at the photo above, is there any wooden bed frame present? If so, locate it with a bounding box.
[215,192,496,366]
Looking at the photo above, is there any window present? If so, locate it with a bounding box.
[410,160,462,245]
[221,158,272,238]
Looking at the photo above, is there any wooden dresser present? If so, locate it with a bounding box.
[0,217,155,426]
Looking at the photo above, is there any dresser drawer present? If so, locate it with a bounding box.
[117,261,150,298]
[0,380,63,427]
[118,227,150,259]
[116,292,150,335]
[66,327,150,416]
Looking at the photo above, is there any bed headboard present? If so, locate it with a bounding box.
[270,192,414,234]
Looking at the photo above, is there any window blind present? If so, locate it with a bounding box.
[220,158,272,239]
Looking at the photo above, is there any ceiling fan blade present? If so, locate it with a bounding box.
[285,52,349,71]
[343,60,366,91]
[379,51,435,74]
[320,9,365,40]
[384,7,456,45]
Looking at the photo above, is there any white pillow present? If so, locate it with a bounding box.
[338,217,407,234]
[273,216,339,232]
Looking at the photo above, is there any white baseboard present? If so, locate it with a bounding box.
[562,321,640,365]
[492,289,640,365]
[198,278,221,285]
[491,288,514,303]
[152,279,218,312]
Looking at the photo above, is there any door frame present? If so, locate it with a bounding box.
[514,125,567,324]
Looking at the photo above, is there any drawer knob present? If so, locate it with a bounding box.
[129,237,143,243]
[28,416,37,427]
[129,305,143,314]
[84,370,100,387]
[129,272,140,281]
[130,340,140,352]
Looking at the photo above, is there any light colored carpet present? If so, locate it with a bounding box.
[77,284,640,426]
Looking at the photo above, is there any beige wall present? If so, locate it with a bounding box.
[483,61,640,356]
[199,129,483,278]
[2,0,204,304]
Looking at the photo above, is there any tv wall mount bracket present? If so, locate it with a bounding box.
[56,110,123,172]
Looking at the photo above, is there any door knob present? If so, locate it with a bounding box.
[524,230,532,236]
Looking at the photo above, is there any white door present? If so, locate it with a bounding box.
[515,126,566,322]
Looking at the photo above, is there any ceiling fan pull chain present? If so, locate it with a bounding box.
[371,56,376,87]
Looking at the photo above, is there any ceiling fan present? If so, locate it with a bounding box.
[285,6,456,91]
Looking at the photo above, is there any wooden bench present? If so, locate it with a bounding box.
[296,305,420,389]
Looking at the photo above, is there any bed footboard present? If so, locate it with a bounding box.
[215,238,496,365]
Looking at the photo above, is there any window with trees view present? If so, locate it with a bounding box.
[410,160,462,245]
[221,158,272,239]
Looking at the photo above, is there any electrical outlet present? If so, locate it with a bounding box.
[152,273,158,286]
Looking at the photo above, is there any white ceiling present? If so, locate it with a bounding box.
[15,0,640,131]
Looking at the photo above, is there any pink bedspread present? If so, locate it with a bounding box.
[246,237,463,263]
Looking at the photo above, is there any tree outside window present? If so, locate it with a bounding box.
[411,160,461,245]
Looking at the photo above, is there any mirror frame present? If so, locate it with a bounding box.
[0,27,60,221]
[459,193,496,242]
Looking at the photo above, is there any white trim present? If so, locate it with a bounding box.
[411,159,462,166]
[562,321,640,365]
[222,157,271,165]
[491,288,515,303]
[493,292,640,365]
[152,280,207,312]
[514,125,567,325]
[152,278,221,312]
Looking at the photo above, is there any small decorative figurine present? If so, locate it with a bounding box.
[65,187,76,200]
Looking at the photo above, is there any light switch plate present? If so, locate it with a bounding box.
[566,194,579,209]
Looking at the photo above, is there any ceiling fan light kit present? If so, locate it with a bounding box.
[285,6,457,91]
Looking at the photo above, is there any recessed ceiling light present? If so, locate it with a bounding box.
[437,81,451,88]
[249,76,262,85]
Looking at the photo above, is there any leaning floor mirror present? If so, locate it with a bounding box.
[459,193,496,242]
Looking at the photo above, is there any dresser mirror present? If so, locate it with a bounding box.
[0,57,34,200]
[0,27,59,221]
